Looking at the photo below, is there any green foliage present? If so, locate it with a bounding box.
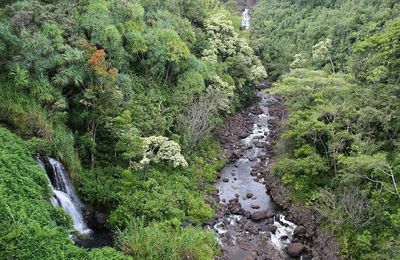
[352,18,400,86]
[113,110,143,169]
[117,218,219,259]
[0,127,125,259]
[144,27,190,79]
[80,138,222,233]
[251,0,400,77]
[272,68,400,258]
[273,145,328,200]
[0,0,263,258]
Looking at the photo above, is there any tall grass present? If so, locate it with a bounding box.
[117,218,219,260]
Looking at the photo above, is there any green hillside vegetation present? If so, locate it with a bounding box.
[0,0,266,258]
[2,0,400,259]
[251,0,400,258]
[0,127,127,259]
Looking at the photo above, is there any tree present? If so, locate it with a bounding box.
[340,154,400,200]
[113,110,143,169]
[352,19,400,86]
[201,12,267,109]
[290,53,307,69]
[140,136,188,169]
[177,91,219,147]
[80,44,123,168]
[144,28,190,81]
[313,38,335,73]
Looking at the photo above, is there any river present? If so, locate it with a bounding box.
[212,91,305,259]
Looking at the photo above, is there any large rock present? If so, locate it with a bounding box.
[94,211,107,225]
[244,221,260,235]
[253,141,265,148]
[251,211,266,221]
[239,132,248,139]
[224,149,233,159]
[265,211,275,219]
[266,224,277,234]
[227,198,242,214]
[259,154,268,160]
[294,226,307,237]
[287,242,305,257]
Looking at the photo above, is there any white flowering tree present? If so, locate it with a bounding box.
[201,12,267,113]
[313,38,335,73]
[290,53,307,69]
[140,136,188,170]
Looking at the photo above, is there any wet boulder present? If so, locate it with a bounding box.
[253,141,265,148]
[239,132,248,139]
[287,242,305,257]
[266,225,277,234]
[251,211,266,221]
[265,211,275,219]
[227,198,242,214]
[259,154,268,160]
[248,156,257,161]
[280,235,289,240]
[294,226,307,237]
[243,210,251,218]
[244,221,260,235]
[94,211,107,225]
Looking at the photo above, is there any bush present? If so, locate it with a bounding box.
[117,218,219,259]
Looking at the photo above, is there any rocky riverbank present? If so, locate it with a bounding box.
[212,87,341,259]
[261,95,342,260]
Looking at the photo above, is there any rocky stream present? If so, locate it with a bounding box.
[206,4,341,259]
[210,87,341,259]
[211,91,309,259]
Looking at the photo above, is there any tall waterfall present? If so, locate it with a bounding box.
[39,158,92,235]
[241,8,251,30]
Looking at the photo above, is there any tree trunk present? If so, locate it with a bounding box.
[329,55,335,73]
[91,122,97,169]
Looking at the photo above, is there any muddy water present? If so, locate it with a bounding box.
[214,92,297,259]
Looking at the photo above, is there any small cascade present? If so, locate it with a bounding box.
[241,8,251,30]
[39,157,92,235]
[271,214,297,250]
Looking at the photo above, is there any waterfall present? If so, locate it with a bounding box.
[241,8,251,30]
[39,157,92,235]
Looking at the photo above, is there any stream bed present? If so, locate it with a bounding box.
[212,92,300,259]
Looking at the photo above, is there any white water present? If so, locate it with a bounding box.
[40,158,92,235]
[242,8,251,29]
[271,214,297,250]
[53,190,92,234]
